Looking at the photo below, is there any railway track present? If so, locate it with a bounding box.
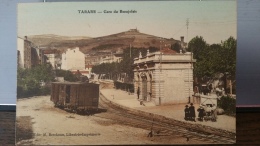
[96,94,235,144]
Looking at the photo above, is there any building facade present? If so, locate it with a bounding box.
[133,49,195,105]
[17,37,39,68]
[42,49,62,69]
[61,47,85,70]
[99,53,123,64]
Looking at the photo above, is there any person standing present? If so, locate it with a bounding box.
[209,84,213,93]
[137,87,140,99]
[211,104,217,122]
[197,105,205,121]
[184,105,190,121]
[189,103,196,122]
[205,104,212,117]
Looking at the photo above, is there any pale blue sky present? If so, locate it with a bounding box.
[18,1,236,44]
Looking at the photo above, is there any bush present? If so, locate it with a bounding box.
[217,95,236,116]
[17,86,51,98]
[17,86,24,98]
[17,64,54,98]
[55,69,78,82]
[40,86,51,95]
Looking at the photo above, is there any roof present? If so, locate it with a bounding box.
[160,47,177,54]
[43,49,60,54]
[85,65,93,68]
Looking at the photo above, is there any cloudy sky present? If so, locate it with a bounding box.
[18,1,236,44]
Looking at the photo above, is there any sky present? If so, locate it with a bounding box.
[2,0,260,105]
[18,1,236,44]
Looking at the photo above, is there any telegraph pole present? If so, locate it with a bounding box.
[186,18,189,43]
[159,39,164,105]
[186,18,191,104]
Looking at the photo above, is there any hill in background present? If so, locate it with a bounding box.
[24,29,185,54]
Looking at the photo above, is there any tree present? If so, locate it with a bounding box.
[187,36,208,60]
[220,37,236,78]
[31,63,54,82]
[17,64,55,97]
[188,36,236,81]
[55,69,78,82]
[200,43,223,77]
[91,47,159,81]
[171,42,181,53]
[187,36,209,78]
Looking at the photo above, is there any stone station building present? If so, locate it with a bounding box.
[133,49,196,105]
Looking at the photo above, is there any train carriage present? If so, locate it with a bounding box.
[51,82,100,113]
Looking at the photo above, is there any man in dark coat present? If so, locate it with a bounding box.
[137,87,140,99]
[189,103,196,122]
[184,105,190,121]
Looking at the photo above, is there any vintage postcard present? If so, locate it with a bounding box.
[16,1,236,145]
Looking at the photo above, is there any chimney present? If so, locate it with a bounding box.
[180,36,184,42]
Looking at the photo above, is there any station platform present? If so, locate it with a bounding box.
[100,88,235,133]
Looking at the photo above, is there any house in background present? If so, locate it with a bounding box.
[99,50,123,64]
[61,47,92,77]
[61,47,85,71]
[85,54,102,66]
[17,36,39,69]
[42,49,62,69]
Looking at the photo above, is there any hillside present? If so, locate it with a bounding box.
[26,29,184,54]
[26,34,91,47]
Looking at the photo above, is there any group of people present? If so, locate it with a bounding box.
[202,104,218,122]
[184,103,196,122]
[185,103,218,122]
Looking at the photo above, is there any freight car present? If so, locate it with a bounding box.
[50,82,100,114]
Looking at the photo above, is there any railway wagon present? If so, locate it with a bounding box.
[50,82,100,113]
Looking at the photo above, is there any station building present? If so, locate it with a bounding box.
[133,48,196,105]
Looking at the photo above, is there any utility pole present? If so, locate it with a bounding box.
[186,18,191,103]
[159,39,164,105]
[186,18,189,43]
